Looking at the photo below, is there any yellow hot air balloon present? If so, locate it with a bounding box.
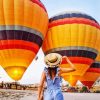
[0,0,48,80]
[42,12,100,82]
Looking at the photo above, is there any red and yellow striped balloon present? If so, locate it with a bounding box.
[0,0,48,80]
[80,54,100,88]
[62,43,100,87]
[62,54,100,87]
[42,12,100,78]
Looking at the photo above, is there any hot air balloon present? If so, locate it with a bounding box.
[62,54,100,87]
[0,0,48,80]
[80,54,100,88]
[62,42,100,87]
[42,12,100,84]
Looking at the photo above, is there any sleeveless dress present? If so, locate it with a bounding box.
[44,67,64,100]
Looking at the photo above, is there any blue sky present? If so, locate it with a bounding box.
[42,0,100,22]
[0,0,100,84]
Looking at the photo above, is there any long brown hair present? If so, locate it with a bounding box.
[48,67,58,79]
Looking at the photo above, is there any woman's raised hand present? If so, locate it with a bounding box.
[62,56,76,70]
[62,56,69,61]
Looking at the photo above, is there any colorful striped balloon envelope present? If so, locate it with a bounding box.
[42,12,100,77]
[80,54,100,88]
[62,54,100,87]
[0,0,48,80]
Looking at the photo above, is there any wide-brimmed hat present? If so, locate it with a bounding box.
[44,53,62,68]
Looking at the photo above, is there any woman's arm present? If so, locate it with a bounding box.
[60,56,76,73]
[38,71,46,100]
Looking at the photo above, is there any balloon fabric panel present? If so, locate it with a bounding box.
[0,0,48,80]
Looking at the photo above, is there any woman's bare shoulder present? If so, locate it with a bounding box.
[42,70,46,76]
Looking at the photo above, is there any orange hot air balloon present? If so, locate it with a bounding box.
[0,0,48,80]
[62,54,100,87]
[80,54,100,88]
[42,12,100,77]
[62,43,100,87]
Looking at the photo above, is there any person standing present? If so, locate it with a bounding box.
[38,53,76,100]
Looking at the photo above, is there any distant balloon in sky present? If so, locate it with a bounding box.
[42,12,100,83]
[0,0,48,80]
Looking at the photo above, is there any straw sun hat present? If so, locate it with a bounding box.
[44,53,62,68]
